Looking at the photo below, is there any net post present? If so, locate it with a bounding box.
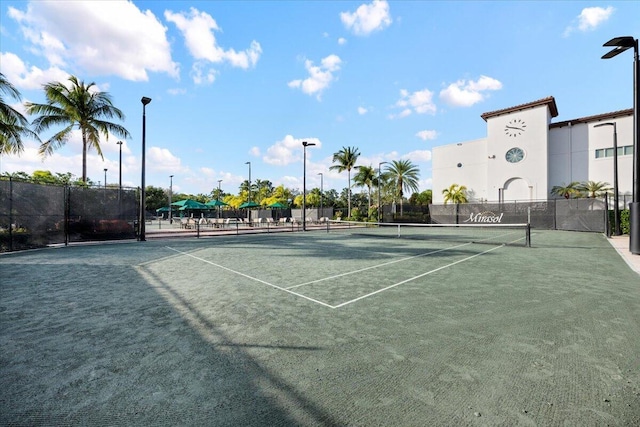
[397,224,400,238]
[526,223,531,247]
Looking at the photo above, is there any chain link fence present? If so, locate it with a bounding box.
[1,178,138,252]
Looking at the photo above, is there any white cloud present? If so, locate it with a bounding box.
[263,135,322,166]
[167,87,187,96]
[416,130,437,141]
[390,88,436,118]
[148,147,183,172]
[439,75,502,107]
[190,62,217,85]
[340,0,392,36]
[249,146,261,156]
[402,149,431,163]
[564,6,614,36]
[338,37,347,45]
[288,54,342,100]
[358,106,368,115]
[0,52,69,90]
[8,1,179,81]
[165,8,262,70]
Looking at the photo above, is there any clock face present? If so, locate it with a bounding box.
[505,147,525,163]
[504,118,526,137]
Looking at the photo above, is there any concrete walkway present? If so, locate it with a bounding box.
[607,235,640,276]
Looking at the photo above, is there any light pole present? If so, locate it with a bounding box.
[302,141,316,231]
[116,140,123,194]
[378,161,388,223]
[245,161,251,223]
[245,162,251,203]
[169,175,173,224]
[104,168,107,188]
[602,36,639,253]
[217,179,223,218]
[595,122,621,235]
[140,96,151,241]
[318,172,323,219]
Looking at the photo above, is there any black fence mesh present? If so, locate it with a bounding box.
[429,199,606,232]
[1,179,138,252]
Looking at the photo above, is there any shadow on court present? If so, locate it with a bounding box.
[0,244,340,426]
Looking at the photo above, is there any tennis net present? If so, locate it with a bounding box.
[325,220,531,247]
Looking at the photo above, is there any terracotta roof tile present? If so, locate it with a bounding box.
[481,96,559,121]
[549,108,633,128]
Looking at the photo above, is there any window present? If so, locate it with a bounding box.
[595,145,634,159]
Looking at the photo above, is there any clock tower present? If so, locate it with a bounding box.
[481,97,558,201]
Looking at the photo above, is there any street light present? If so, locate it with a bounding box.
[217,179,223,218]
[116,140,123,194]
[602,36,639,253]
[245,162,251,203]
[245,161,251,223]
[302,141,316,231]
[104,168,107,188]
[169,175,173,224]
[595,122,621,235]
[139,96,151,241]
[378,161,388,223]
[317,172,323,220]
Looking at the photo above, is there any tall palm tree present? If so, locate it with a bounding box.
[579,180,612,198]
[353,165,375,218]
[550,181,581,199]
[0,73,39,154]
[442,184,468,205]
[329,146,360,217]
[25,75,130,182]
[386,159,420,215]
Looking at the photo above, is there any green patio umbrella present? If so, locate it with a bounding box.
[239,201,260,209]
[205,199,229,207]
[171,199,208,210]
[267,202,288,208]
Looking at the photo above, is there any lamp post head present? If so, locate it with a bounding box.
[141,96,152,106]
[594,122,616,129]
[302,141,316,147]
[117,140,123,146]
[602,36,637,59]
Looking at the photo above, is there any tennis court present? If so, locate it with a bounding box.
[1,227,639,425]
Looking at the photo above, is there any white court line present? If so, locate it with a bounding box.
[286,242,472,290]
[332,244,506,309]
[165,246,335,308]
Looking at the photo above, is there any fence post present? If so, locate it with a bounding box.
[64,185,70,246]
[8,177,13,252]
[604,193,611,237]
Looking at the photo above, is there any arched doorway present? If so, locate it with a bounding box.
[502,178,531,201]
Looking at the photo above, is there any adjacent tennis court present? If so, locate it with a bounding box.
[1,228,639,426]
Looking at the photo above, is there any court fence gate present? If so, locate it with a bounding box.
[1,178,139,252]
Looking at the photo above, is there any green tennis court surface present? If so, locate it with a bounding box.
[1,230,639,425]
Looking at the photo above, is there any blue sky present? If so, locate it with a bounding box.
[1,1,638,197]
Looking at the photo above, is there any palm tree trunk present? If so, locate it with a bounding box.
[347,170,351,218]
[81,129,87,183]
[367,185,372,219]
